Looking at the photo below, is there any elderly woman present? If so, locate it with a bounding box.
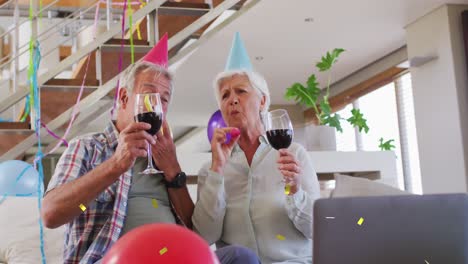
[192,33,321,264]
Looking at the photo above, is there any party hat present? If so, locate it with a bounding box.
[142,33,168,68]
[224,32,253,71]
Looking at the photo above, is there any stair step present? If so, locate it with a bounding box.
[0,122,30,130]
[230,0,249,10]
[101,44,153,53]
[101,38,152,52]
[0,133,31,158]
[159,2,211,16]
[0,122,32,135]
[59,45,72,61]
[42,78,100,89]
[0,128,33,135]
[104,38,150,46]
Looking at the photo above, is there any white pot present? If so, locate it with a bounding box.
[294,124,337,151]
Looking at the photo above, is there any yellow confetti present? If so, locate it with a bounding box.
[276,234,285,241]
[357,217,364,226]
[159,247,168,255]
[152,199,158,208]
[284,184,291,195]
[79,204,86,212]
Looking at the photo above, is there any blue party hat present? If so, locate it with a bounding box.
[224,32,253,71]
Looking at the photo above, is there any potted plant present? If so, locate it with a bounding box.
[285,49,396,151]
[285,48,370,134]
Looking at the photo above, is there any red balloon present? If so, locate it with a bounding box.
[102,224,219,264]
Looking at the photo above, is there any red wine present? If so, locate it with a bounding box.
[266,129,293,150]
[135,112,162,135]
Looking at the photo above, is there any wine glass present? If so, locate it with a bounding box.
[265,109,294,194]
[134,93,163,174]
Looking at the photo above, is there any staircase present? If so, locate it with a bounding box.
[0,0,260,168]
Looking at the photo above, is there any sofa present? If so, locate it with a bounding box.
[0,174,408,264]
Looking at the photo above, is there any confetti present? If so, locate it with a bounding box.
[276,234,286,241]
[325,217,335,219]
[159,247,168,255]
[152,199,158,208]
[357,217,364,226]
[79,204,86,212]
[284,184,291,195]
[425,260,429,264]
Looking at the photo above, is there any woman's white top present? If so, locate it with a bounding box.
[193,137,320,264]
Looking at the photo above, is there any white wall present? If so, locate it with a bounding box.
[406,4,468,193]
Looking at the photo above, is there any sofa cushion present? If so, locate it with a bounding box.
[0,197,64,264]
[331,174,410,198]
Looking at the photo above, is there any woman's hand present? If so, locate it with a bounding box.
[277,149,302,195]
[210,127,240,174]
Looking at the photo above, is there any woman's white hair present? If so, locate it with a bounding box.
[118,61,175,107]
[213,70,271,115]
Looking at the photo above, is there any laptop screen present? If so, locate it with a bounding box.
[313,194,468,264]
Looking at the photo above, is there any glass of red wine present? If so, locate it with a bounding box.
[265,109,294,194]
[134,93,163,174]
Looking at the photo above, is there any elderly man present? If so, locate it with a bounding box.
[42,34,259,264]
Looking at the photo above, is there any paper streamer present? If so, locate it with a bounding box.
[136,0,146,40]
[18,95,29,121]
[32,42,46,264]
[110,0,130,118]
[41,53,91,157]
[127,0,135,64]
[27,1,35,127]
[27,34,46,264]
[41,122,69,147]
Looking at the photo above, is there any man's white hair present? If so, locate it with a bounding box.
[118,61,175,107]
[213,70,271,115]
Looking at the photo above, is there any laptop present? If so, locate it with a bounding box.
[313,194,468,264]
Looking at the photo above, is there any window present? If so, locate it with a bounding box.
[334,73,422,193]
[335,103,357,152]
[395,73,422,194]
[358,82,404,189]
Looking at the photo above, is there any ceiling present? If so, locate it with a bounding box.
[166,0,468,127]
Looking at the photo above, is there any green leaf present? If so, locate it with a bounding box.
[316,48,345,72]
[323,113,343,132]
[306,74,321,103]
[379,138,396,151]
[284,73,322,109]
[285,82,314,107]
[320,97,331,115]
[347,108,369,133]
